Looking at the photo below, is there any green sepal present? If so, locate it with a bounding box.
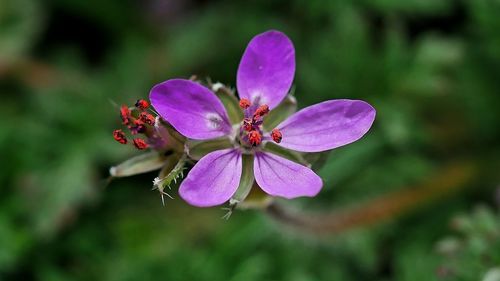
[160,120,186,153]
[229,154,254,205]
[109,151,169,177]
[303,151,331,170]
[262,142,310,167]
[186,137,233,160]
[237,183,273,210]
[154,154,185,190]
[152,153,186,205]
[213,83,243,125]
[157,153,181,181]
[263,95,297,131]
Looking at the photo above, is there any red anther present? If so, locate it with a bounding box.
[129,119,146,135]
[271,128,282,143]
[135,99,149,110]
[239,98,251,109]
[120,105,131,125]
[254,104,269,118]
[248,130,262,146]
[242,118,253,131]
[139,112,156,126]
[113,129,128,144]
[133,138,148,150]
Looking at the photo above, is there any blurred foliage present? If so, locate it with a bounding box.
[0,0,499,280]
[435,206,500,281]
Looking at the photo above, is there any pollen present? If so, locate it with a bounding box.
[120,105,131,125]
[239,98,251,109]
[254,104,269,118]
[242,118,253,131]
[113,129,128,144]
[271,128,282,143]
[139,112,156,126]
[135,99,149,110]
[129,119,146,135]
[248,130,262,146]
[133,138,148,150]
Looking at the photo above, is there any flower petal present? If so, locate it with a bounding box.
[276,99,376,152]
[179,149,242,207]
[150,79,232,140]
[254,152,322,199]
[237,30,295,109]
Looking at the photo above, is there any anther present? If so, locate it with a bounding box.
[248,130,262,146]
[254,104,269,118]
[271,128,282,143]
[239,98,251,109]
[120,105,131,125]
[129,119,146,135]
[139,112,156,126]
[133,138,148,150]
[242,118,253,131]
[113,129,128,144]
[135,99,149,110]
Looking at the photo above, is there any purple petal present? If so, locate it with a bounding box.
[179,149,242,207]
[237,30,295,110]
[254,152,322,199]
[276,99,376,152]
[150,79,232,140]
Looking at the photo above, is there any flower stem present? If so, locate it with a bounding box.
[265,161,476,235]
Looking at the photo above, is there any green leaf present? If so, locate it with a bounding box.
[263,95,297,131]
[186,137,233,160]
[109,151,169,177]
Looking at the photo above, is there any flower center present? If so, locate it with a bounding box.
[238,98,282,147]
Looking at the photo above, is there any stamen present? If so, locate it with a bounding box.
[133,138,148,150]
[239,98,251,109]
[271,128,282,143]
[135,99,149,110]
[242,118,253,131]
[248,130,262,146]
[120,105,131,125]
[139,112,156,126]
[254,104,269,118]
[129,119,146,135]
[113,129,128,144]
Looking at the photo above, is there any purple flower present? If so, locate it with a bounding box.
[150,30,376,207]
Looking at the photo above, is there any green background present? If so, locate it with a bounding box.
[1,0,499,280]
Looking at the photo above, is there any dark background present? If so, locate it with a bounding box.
[1,0,499,280]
